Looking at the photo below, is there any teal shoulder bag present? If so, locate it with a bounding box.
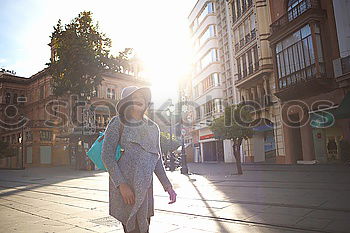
[87,121,124,170]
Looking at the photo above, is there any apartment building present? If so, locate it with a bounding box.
[268,0,350,163]
[188,0,237,163]
[0,52,148,169]
[226,0,286,163]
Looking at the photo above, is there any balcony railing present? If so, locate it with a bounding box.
[239,38,245,49]
[251,29,256,39]
[341,55,350,75]
[254,62,260,71]
[245,33,251,44]
[248,64,253,75]
[235,29,257,53]
[271,0,320,33]
[247,0,253,8]
[235,43,239,52]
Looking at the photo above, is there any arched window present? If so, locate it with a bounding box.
[92,86,98,97]
[5,93,11,104]
[112,89,115,99]
[107,88,111,98]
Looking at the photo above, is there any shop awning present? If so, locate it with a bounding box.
[335,91,350,119]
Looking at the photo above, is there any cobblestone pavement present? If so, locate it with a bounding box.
[0,163,349,232]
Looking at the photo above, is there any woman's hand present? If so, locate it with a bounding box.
[166,187,177,204]
[119,183,135,205]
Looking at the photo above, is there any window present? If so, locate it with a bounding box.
[242,0,247,13]
[107,88,111,98]
[231,1,236,23]
[26,131,33,141]
[236,0,241,18]
[112,89,116,99]
[248,50,253,74]
[239,25,244,48]
[244,19,250,43]
[204,100,214,116]
[275,24,324,89]
[40,86,44,99]
[214,99,224,113]
[5,93,11,104]
[237,57,242,79]
[242,54,247,77]
[213,73,220,86]
[253,45,259,71]
[92,86,98,97]
[13,93,18,104]
[200,49,218,70]
[234,30,239,51]
[248,0,253,7]
[194,86,199,98]
[204,99,224,116]
[201,73,220,92]
[199,25,216,46]
[40,130,52,141]
[197,2,215,26]
[250,14,256,39]
[195,106,201,120]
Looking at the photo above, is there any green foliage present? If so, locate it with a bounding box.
[160,131,180,154]
[47,11,132,98]
[210,103,254,141]
[0,141,15,159]
[210,103,254,174]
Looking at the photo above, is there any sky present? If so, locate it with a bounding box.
[0,0,197,106]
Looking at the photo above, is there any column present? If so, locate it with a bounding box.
[300,122,316,161]
[282,123,296,164]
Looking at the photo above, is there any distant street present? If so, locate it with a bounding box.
[1,163,350,233]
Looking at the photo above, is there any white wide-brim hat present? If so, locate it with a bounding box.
[116,86,151,114]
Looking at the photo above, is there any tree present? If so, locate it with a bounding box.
[210,103,254,174]
[160,131,180,155]
[47,11,132,99]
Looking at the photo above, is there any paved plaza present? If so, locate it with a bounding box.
[1,163,350,233]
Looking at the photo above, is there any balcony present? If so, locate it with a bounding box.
[245,34,251,44]
[239,38,245,49]
[334,55,350,88]
[235,62,274,88]
[251,29,256,40]
[235,29,256,53]
[274,63,335,100]
[341,56,350,75]
[235,43,239,52]
[270,0,324,42]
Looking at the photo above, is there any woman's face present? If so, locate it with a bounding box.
[130,91,148,114]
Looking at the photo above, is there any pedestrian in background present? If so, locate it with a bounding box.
[101,86,177,233]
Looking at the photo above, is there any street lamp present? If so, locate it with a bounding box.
[18,115,25,170]
[179,102,189,175]
[166,101,175,171]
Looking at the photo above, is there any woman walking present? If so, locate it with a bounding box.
[101,86,177,233]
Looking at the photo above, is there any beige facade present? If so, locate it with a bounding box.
[0,68,148,169]
[226,0,286,163]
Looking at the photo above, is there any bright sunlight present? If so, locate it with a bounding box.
[0,0,196,106]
